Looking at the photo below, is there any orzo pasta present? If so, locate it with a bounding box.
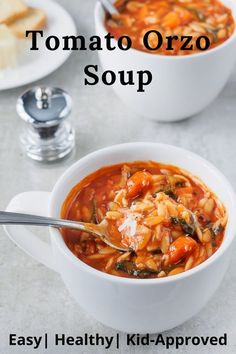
[61,162,227,279]
[105,0,235,55]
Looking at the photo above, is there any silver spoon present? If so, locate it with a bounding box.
[100,0,119,16]
[0,211,128,252]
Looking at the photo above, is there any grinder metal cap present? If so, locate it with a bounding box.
[17,87,72,127]
[17,86,75,162]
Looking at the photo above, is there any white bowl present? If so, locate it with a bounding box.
[95,0,236,122]
[4,143,236,333]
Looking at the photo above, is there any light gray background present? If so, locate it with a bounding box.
[0,0,236,353]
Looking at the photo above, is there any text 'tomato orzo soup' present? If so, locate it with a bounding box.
[61,162,227,279]
[105,0,235,55]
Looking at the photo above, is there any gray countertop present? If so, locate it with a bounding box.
[0,0,236,353]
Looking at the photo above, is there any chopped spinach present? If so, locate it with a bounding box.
[136,269,159,278]
[164,190,178,201]
[211,224,224,237]
[175,181,185,188]
[187,8,206,21]
[171,217,195,236]
[115,260,158,278]
[150,248,162,255]
[115,260,134,273]
[153,189,178,201]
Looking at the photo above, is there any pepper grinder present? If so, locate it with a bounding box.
[17,87,75,162]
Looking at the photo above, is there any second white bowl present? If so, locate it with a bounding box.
[95,0,236,122]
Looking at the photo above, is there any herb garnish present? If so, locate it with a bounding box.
[171,217,195,235]
[153,189,178,201]
[115,260,158,278]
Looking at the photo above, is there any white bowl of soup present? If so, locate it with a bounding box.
[95,0,236,121]
[4,143,236,333]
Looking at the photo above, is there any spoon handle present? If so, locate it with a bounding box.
[0,211,128,252]
[0,211,88,232]
[100,0,119,15]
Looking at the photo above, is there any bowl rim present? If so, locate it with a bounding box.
[94,0,236,61]
[49,142,236,285]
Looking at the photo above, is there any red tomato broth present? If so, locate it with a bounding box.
[61,161,227,279]
[105,0,235,55]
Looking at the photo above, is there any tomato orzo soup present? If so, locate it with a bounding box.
[61,162,227,279]
[105,0,235,55]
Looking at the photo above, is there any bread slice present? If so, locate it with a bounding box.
[0,0,28,25]
[0,24,17,69]
[9,7,47,38]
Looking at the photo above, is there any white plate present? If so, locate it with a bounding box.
[0,0,77,90]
